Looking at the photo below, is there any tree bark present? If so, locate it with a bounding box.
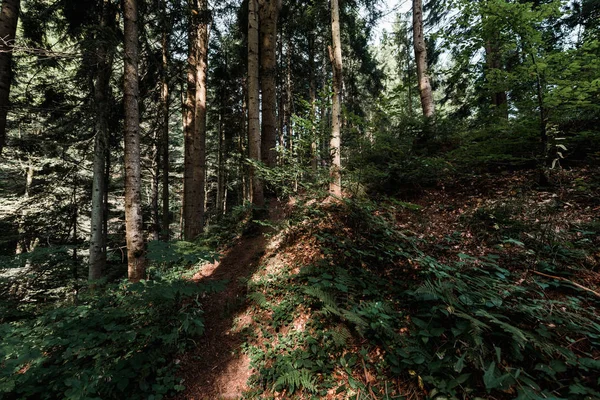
[0,0,20,155]
[160,25,170,241]
[258,0,281,169]
[329,0,343,197]
[309,34,317,174]
[89,0,114,281]
[183,0,209,240]
[412,0,435,119]
[123,0,146,282]
[248,0,264,206]
[216,105,225,216]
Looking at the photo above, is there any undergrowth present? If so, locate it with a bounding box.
[0,242,222,400]
[242,196,600,399]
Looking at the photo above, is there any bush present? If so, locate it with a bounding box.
[0,276,222,400]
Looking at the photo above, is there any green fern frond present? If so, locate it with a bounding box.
[303,287,339,310]
[331,324,352,347]
[248,292,268,308]
[274,368,317,394]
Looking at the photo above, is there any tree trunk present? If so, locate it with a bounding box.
[216,105,225,216]
[248,0,264,206]
[89,0,114,281]
[150,131,160,241]
[0,0,20,155]
[412,0,435,119]
[309,34,317,174]
[259,0,281,169]
[160,26,170,241]
[329,0,343,197]
[183,0,209,240]
[285,35,293,156]
[485,39,508,119]
[123,0,146,282]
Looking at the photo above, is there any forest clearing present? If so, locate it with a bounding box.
[0,0,599,399]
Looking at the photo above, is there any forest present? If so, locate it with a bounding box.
[0,0,599,398]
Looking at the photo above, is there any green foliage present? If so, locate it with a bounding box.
[243,196,600,398]
[0,273,223,399]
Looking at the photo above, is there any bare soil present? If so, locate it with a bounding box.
[175,201,288,400]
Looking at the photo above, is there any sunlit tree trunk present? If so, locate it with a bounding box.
[0,0,20,155]
[412,0,435,119]
[160,25,170,241]
[183,0,209,240]
[89,0,114,281]
[248,0,264,206]
[259,0,281,169]
[123,0,146,282]
[329,0,343,197]
[216,105,225,216]
[309,34,318,174]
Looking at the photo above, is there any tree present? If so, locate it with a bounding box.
[183,0,210,240]
[123,0,146,282]
[89,0,116,281]
[329,0,343,197]
[0,0,20,155]
[259,0,281,169]
[160,2,170,241]
[248,0,264,206]
[412,0,434,119]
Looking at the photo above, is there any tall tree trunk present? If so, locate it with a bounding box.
[89,0,114,281]
[0,0,20,155]
[150,131,160,241]
[216,104,225,216]
[248,0,264,206]
[183,0,209,240]
[308,34,317,174]
[259,0,281,169]
[183,1,196,238]
[285,35,293,156]
[412,0,435,119]
[329,0,343,197]
[123,0,146,282]
[160,26,170,241]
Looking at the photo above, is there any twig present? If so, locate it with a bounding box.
[532,270,600,298]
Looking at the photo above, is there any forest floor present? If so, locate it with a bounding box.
[175,167,600,399]
[176,201,291,400]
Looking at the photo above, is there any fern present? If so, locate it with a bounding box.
[248,292,268,308]
[330,324,352,347]
[273,368,317,394]
[303,286,339,311]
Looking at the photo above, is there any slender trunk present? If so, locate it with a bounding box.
[412,0,435,119]
[216,107,225,216]
[248,0,264,206]
[285,35,293,155]
[329,0,343,197]
[89,0,114,281]
[309,35,317,174]
[150,132,160,241]
[0,0,19,155]
[277,36,285,162]
[71,183,79,303]
[259,0,281,169]
[123,0,146,282]
[160,27,170,241]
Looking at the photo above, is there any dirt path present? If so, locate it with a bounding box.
[175,202,286,399]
